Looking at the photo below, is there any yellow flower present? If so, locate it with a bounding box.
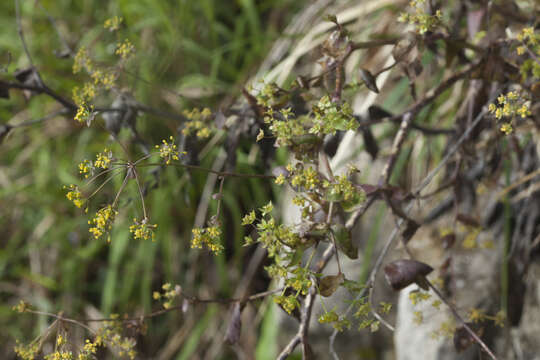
[64,184,84,208]
[129,218,157,241]
[78,160,92,178]
[155,136,182,164]
[500,123,513,135]
[468,308,485,323]
[94,149,113,169]
[88,205,117,241]
[104,16,123,31]
[115,39,134,60]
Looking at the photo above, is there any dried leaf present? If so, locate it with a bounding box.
[224,302,242,345]
[362,128,379,159]
[359,69,379,93]
[0,82,9,99]
[0,124,12,143]
[384,259,433,291]
[319,273,344,297]
[456,213,481,228]
[368,105,392,120]
[402,220,420,244]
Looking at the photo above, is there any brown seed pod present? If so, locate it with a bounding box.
[384,259,433,291]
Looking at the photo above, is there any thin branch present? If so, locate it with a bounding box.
[427,282,498,360]
[15,0,37,71]
[138,162,275,179]
[26,310,95,334]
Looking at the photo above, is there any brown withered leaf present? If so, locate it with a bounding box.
[368,105,392,120]
[0,124,12,143]
[224,302,242,345]
[319,272,344,297]
[456,213,481,228]
[402,220,420,245]
[359,68,379,93]
[384,259,433,291]
[362,127,379,159]
[0,82,9,99]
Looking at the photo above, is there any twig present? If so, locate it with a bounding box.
[427,282,498,360]
[380,112,413,185]
[138,162,275,179]
[15,0,37,71]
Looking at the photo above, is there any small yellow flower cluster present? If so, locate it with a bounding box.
[94,316,136,359]
[191,226,224,254]
[517,27,537,45]
[88,205,117,241]
[14,340,39,360]
[409,290,431,305]
[430,319,456,340]
[129,218,157,241]
[182,108,214,139]
[115,39,134,60]
[56,334,66,347]
[73,46,93,74]
[44,350,73,360]
[77,149,113,178]
[274,295,300,315]
[12,300,29,313]
[153,283,180,309]
[290,165,320,190]
[94,148,113,169]
[274,173,286,185]
[398,0,442,35]
[500,123,513,135]
[78,160,92,178]
[468,307,486,323]
[90,69,117,90]
[104,16,123,31]
[156,136,183,165]
[77,339,99,360]
[65,184,84,208]
[241,210,256,225]
[72,84,96,124]
[323,175,361,202]
[488,91,531,135]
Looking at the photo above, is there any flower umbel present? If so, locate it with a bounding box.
[191,226,223,254]
[156,136,182,165]
[115,39,134,60]
[104,16,123,31]
[88,205,117,241]
[129,218,157,241]
[94,149,113,169]
[65,184,84,208]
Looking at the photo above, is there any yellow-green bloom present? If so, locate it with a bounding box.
[65,184,84,208]
[155,136,183,164]
[129,218,157,241]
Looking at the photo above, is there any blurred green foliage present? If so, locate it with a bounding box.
[0,0,306,358]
